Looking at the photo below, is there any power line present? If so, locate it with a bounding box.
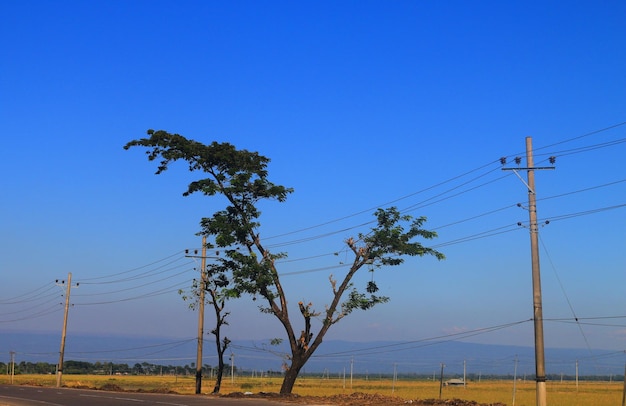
[540,203,626,223]
[272,200,626,277]
[264,160,502,241]
[79,256,193,285]
[0,283,57,305]
[537,178,626,203]
[0,288,59,307]
[0,306,62,323]
[74,280,191,306]
[535,137,626,159]
[534,121,626,151]
[0,294,61,316]
[264,139,624,254]
[263,122,626,249]
[73,266,193,297]
[312,320,532,359]
[64,338,196,355]
[79,251,186,282]
[432,223,520,248]
[539,234,595,358]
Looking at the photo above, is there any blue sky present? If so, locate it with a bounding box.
[1,0,625,367]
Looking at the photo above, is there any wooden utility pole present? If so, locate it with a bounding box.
[502,137,554,406]
[195,236,207,394]
[56,272,73,388]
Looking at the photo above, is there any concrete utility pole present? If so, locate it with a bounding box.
[350,357,354,389]
[230,353,235,384]
[622,360,626,406]
[502,137,554,406]
[526,137,547,406]
[56,272,77,388]
[9,351,15,384]
[439,363,445,399]
[463,360,467,389]
[185,239,221,394]
[189,236,208,394]
[513,355,519,406]
[576,360,578,392]
[196,236,207,394]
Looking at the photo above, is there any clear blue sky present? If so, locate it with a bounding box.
[1,0,625,362]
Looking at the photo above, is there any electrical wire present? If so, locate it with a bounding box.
[273,199,625,276]
[228,320,532,361]
[64,338,196,355]
[0,294,61,316]
[279,263,349,276]
[538,179,626,203]
[535,138,626,160]
[264,159,502,241]
[263,122,625,250]
[534,121,626,151]
[79,256,194,285]
[73,266,193,297]
[540,203,626,223]
[401,167,508,214]
[265,149,623,255]
[78,251,186,282]
[0,305,62,323]
[315,320,532,359]
[538,234,595,363]
[74,280,191,306]
[0,283,58,305]
[432,223,520,248]
[0,289,60,309]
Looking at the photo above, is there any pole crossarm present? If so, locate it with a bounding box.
[502,167,555,195]
[502,167,556,171]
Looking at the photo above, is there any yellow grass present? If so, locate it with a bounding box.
[1,374,623,405]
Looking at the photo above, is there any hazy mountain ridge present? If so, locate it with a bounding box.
[1,331,623,376]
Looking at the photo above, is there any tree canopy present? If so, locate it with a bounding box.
[125,130,444,393]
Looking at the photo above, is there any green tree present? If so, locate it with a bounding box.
[133,363,144,375]
[125,130,444,394]
[206,269,231,393]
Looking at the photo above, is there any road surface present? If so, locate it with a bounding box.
[0,385,297,406]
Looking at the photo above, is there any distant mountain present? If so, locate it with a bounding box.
[1,331,623,377]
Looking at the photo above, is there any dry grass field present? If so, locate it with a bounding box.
[1,374,623,405]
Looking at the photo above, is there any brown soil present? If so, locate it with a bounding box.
[223,391,507,406]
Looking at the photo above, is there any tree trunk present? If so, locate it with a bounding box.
[280,357,306,394]
[213,357,224,394]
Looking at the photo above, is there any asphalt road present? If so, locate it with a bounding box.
[0,385,295,406]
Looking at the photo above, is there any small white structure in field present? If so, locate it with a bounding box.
[444,378,465,386]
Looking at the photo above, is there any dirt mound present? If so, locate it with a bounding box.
[135,387,178,394]
[98,383,124,392]
[223,392,506,406]
[314,393,506,405]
